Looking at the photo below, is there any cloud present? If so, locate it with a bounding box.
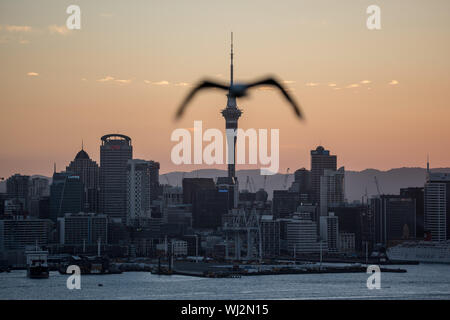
[346,84,360,88]
[97,76,115,82]
[256,86,275,91]
[360,80,371,84]
[4,25,32,32]
[175,82,189,87]
[305,82,319,87]
[81,78,87,81]
[152,80,170,86]
[389,80,399,85]
[328,83,337,87]
[48,25,71,35]
[27,72,39,76]
[282,80,295,84]
[115,79,131,84]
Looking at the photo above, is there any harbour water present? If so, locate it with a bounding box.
[1,264,449,300]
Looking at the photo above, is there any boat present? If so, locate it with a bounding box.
[25,248,49,279]
[386,241,450,264]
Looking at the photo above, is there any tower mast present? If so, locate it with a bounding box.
[222,32,242,179]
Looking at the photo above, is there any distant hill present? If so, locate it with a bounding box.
[2,168,449,201]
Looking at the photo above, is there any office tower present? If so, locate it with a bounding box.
[0,219,52,251]
[6,174,30,210]
[338,233,356,254]
[310,146,337,204]
[67,146,100,213]
[192,188,229,229]
[425,172,450,241]
[319,167,345,216]
[400,187,424,239]
[290,168,312,202]
[49,171,85,222]
[182,178,216,204]
[261,215,280,258]
[286,212,322,255]
[58,212,108,246]
[100,134,132,220]
[126,159,160,226]
[320,212,339,252]
[272,190,300,219]
[371,195,416,245]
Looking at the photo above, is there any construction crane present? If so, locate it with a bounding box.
[283,168,290,189]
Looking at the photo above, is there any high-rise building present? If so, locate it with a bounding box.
[6,174,30,211]
[261,215,280,258]
[49,171,85,222]
[320,212,339,252]
[100,134,132,220]
[425,172,450,242]
[182,178,216,204]
[29,177,49,199]
[67,147,100,213]
[272,190,300,219]
[400,187,424,239]
[371,195,416,245]
[310,146,337,205]
[192,188,229,229]
[319,167,345,216]
[126,159,160,226]
[290,168,312,202]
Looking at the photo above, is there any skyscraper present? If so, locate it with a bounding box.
[319,167,345,216]
[49,171,85,222]
[425,172,450,242]
[99,134,132,220]
[310,146,337,205]
[126,159,160,226]
[67,146,100,212]
[6,174,30,211]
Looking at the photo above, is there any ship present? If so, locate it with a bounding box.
[25,248,49,279]
[386,241,450,264]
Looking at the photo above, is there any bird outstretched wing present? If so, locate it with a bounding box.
[175,80,229,120]
[247,78,303,119]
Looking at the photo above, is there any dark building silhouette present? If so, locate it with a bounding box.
[100,134,132,221]
[67,147,100,213]
[192,188,229,229]
[49,171,85,222]
[331,204,373,252]
[371,195,416,245]
[400,187,424,239]
[290,168,312,202]
[310,146,337,205]
[272,190,300,219]
[6,174,30,211]
[182,178,216,204]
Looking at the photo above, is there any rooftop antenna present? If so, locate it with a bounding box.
[53,162,56,174]
[81,139,84,150]
[230,31,234,86]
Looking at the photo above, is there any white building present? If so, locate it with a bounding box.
[286,213,323,254]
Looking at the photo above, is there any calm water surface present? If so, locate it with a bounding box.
[1,264,449,300]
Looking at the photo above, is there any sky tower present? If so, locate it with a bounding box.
[221,32,242,179]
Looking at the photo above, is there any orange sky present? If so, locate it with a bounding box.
[1,0,450,177]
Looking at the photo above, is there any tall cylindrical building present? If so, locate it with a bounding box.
[100,134,132,220]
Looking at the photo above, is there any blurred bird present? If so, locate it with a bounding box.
[174,77,303,120]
